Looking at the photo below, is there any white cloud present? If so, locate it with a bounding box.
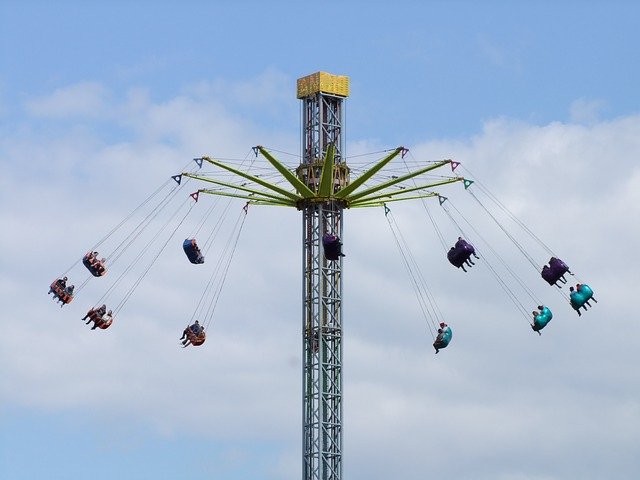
[570,98,608,124]
[204,67,292,110]
[25,82,110,118]
[1,79,639,479]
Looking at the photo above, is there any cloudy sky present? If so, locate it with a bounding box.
[1,1,639,479]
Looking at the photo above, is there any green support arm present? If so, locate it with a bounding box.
[257,146,316,199]
[346,159,452,202]
[317,144,336,197]
[183,172,293,204]
[335,147,404,199]
[199,188,296,207]
[348,177,463,204]
[248,200,296,207]
[349,192,439,208]
[201,156,302,202]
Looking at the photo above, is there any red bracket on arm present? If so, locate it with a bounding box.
[451,161,460,171]
[190,191,200,202]
[400,147,409,159]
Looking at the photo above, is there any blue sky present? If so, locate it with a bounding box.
[4,1,640,140]
[1,1,640,480]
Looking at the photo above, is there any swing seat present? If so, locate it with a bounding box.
[184,327,206,346]
[447,239,475,268]
[49,280,74,305]
[533,307,553,331]
[570,285,594,310]
[541,257,569,285]
[578,284,594,298]
[85,309,113,330]
[183,239,205,264]
[570,292,586,310]
[97,316,113,330]
[82,253,107,277]
[433,325,453,350]
[322,234,344,261]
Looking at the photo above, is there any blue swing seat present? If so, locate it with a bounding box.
[183,239,205,264]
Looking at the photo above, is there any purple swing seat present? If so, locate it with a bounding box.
[447,239,475,268]
[322,233,344,261]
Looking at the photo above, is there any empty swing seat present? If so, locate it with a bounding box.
[183,239,205,264]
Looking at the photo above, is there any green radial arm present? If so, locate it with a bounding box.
[257,146,316,199]
[348,177,463,205]
[199,188,296,207]
[335,147,404,199]
[345,159,452,202]
[349,192,439,208]
[183,172,293,204]
[201,156,302,202]
[317,143,336,197]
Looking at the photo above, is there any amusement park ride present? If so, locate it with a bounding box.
[49,72,597,480]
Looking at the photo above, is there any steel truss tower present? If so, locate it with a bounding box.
[182,71,464,480]
[298,78,349,480]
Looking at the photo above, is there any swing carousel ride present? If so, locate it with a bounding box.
[48,72,597,480]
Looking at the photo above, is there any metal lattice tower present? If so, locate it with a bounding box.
[297,74,349,480]
[182,71,464,480]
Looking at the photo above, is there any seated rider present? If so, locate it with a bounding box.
[181,320,203,347]
[323,233,344,261]
[184,239,205,264]
[449,237,478,272]
[190,320,203,335]
[92,309,113,330]
[577,284,597,304]
[455,237,479,259]
[82,304,107,322]
[569,284,596,316]
[101,309,113,325]
[193,242,204,263]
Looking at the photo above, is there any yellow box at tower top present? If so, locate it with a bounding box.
[296,71,350,99]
